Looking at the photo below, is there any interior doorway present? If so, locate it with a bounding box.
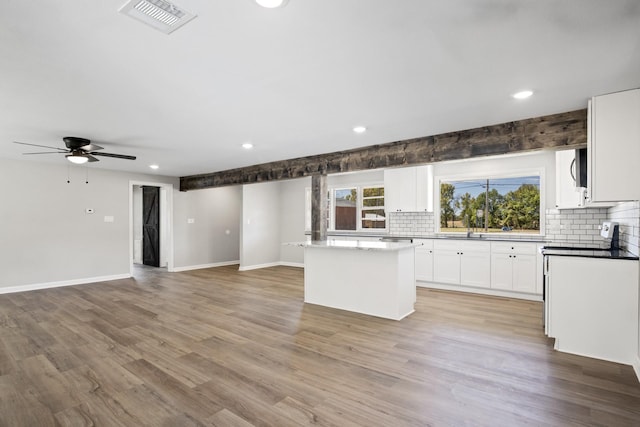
[142,186,160,267]
[129,181,173,276]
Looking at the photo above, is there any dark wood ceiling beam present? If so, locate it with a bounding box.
[180,109,587,191]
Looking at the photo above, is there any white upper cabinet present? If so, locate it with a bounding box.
[415,165,433,212]
[587,88,640,202]
[384,167,417,212]
[384,165,433,212]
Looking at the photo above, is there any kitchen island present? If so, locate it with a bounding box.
[289,240,420,320]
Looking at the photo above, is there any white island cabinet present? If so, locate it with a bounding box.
[295,240,420,320]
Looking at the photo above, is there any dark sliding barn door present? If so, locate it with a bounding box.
[142,186,160,267]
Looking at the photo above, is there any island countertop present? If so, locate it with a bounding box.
[286,239,422,251]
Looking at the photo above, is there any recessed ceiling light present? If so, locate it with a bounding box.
[242,143,254,150]
[353,126,367,134]
[255,0,288,8]
[513,90,534,99]
[149,164,159,169]
[118,0,197,34]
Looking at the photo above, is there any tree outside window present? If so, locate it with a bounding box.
[439,175,540,233]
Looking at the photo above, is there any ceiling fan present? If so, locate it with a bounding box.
[14,137,136,165]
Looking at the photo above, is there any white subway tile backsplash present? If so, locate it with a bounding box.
[388,203,638,255]
[607,201,639,255]
[388,211,435,237]
[544,207,609,248]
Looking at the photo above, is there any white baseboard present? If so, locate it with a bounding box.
[417,280,543,302]
[171,260,240,272]
[0,273,132,295]
[238,262,281,271]
[278,261,304,268]
[634,356,640,383]
[238,261,304,271]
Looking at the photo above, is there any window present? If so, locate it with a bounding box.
[334,188,357,230]
[305,184,386,232]
[361,186,385,229]
[438,173,541,234]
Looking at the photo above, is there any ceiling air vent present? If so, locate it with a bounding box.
[119,0,197,34]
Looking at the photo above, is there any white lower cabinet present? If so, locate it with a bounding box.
[433,247,460,284]
[490,242,538,293]
[432,240,490,288]
[414,239,434,284]
[547,255,639,365]
[460,248,491,288]
[416,238,542,299]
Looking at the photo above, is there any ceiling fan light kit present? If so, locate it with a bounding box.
[255,0,288,8]
[66,153,89,164]
[14,136,136,165]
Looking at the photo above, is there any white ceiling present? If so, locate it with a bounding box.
[1,0,639,177]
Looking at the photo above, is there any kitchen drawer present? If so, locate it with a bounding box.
[490,241,537,255]
[414,239,434,249]
[433,239,488,251]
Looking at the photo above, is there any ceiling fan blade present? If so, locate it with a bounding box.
[22,151,66,155]
[91,152,136,160]
[13,141,67,151]
[83,144,103,151]
[86,154,99,162]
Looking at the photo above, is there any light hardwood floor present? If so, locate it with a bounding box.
[1,265,639,426]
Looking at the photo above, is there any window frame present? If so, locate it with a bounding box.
[305,182,387,233]
[434,168,545,236]
[359,185,386,231]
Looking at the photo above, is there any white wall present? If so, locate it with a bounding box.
[240,181,282,270]
[279,177,310,265]
[0,157,177,289]
[172,185,241,269]
[328,169,384,187]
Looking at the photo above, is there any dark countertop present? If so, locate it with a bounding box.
[314,232,549,244]
[409,235,549,243]
[541,246,639,260]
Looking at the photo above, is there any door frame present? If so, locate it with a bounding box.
[129,180,174,275]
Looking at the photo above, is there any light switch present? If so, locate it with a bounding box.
[85,208,94,214]
[104,216,114,223]
[187,218,195,224]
